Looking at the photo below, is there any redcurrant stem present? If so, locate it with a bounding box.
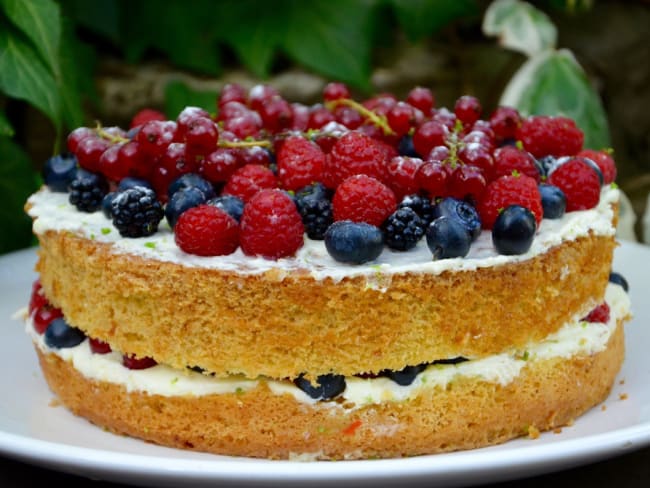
[94,123,129,144]
[218,139,272,149]
[325,98,396,136]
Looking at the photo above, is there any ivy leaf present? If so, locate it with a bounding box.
[0,112,14,137]
[57,22,92,130]
[482,0,557,57]
[282,1,376,90]
[164,80,218,120]
[0,137,39,254]
[0,0,61,76]
[391,0,479,41]
[0,26,61,130]
[500,49,610,149]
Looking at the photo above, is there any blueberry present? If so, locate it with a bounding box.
[426,216,471,259]
[168,173,215,200]
[206,195,245,222]
[536,155,557,178]
[165,186,208,228]
[102,192,117,218]
[397,134,419,157]
[117,177,154,192]
[293,373,346,400]
[324,221,384,264]
[609,271,629,292]
[539,183,566,219]
[381,363,428,386]
[492,205,537,255]
[44,317,86,349]
[431,197,481,241]
[580,157,604,186]
[43,153,78,192]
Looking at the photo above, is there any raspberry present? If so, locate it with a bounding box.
[478,174,542,229]
[577,149,617,184]
[174,205,240,256]
[332,174,397,226]
[324,131,388,188]
[547,157,601,211]
[583,302,610,323]
[130,108,166,129]
[222,164,277,202]
[240,189,304,259]
[111,186,164,237]
[493,146,541,182]
[516,115,584,158]
[277,136,325,191]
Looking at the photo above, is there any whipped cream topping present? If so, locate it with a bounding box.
[26,185,619,282]
[23,284,630,408]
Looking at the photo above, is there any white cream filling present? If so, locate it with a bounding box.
[23,284,630,408]
[26,185,619,283]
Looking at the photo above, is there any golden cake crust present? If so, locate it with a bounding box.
[34,228,615,379]
[35,318,626,460]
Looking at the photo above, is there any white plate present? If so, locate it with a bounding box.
[0,242,649,488]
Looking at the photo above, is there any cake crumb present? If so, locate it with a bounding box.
[619,379,626,385]
[601,405,607,411]
[527,425,540,439]
[553,427,563,434]
[619,393,628,400]
[566,419,575,427]
[48,398,62,407]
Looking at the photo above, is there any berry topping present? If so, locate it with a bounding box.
[68,169,109,212]
[493,146,541,182]
[412,120,448,158]
[381,363,428,386]
[577,149,617,184]
[454,95,482,126]
[29,280,47,315]
[43,153,78,192]
[206,195,245,222]
[89,337,112,354]
[122,354,158,370]
[136,120,177,158]
[130,108,166,129]
[222,164,277,203]
[406,86,435,115]
[44,317,86,349]
[276,135,325,191]
[516,115,584,158]
[426,216,471,259]
[609,272,629,292]
[323,82,351,101]
[324,220,384,264]
[240,189,304,259]
[325,131,388,187]
[382,207,425,251]
[74,135,110,173]
[491,205,537,255]
[118,177,154,192]
[294,182,334,240]
[478,174,542,229]
[168,173,215,200]
[385,156,423,201]
[294,373,346,400]
[547,157,601,211]
[332,175,396,227]
[175,204,240,256]
[582,302,611,323]
[539,183,567,219]
[397,135,419,158]
[489,106,521,143]
[398,194,435,226]
[431,197,482,241]
[111,186,164,237]
[165,186,208,228]
[33,305,63,335]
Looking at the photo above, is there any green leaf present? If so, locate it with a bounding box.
[282,0,376,90]
[0,25,62,130]
[0,137,39,254]
[391,0,479,41]
[57,0,121,44]
[0,0,61,76]
[164,80,218,120]
[500,49,610,149]
[0,112,13,137]
[482,0,557,57]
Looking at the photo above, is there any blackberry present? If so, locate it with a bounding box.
[382,207,425,251]
[68,169,108,212]
[294,182,334,240]
[293,373,346,400]
[381,363,428,386]
[399,194,435,225]
[111,186,164,238]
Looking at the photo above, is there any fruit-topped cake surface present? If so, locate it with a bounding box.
[21,82,632,460]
